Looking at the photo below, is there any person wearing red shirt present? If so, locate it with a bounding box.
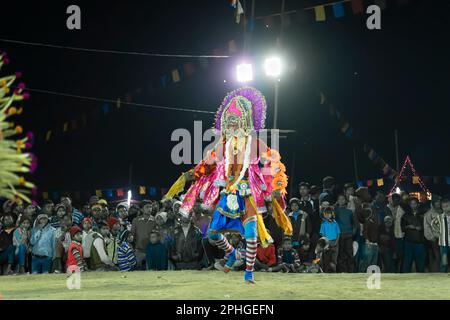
[255,242,277,271]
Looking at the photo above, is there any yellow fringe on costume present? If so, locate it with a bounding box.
[272,197,293,236]
[248,195,273,247]
[163,172,187,200]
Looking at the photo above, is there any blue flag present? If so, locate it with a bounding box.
[333,3,345,18]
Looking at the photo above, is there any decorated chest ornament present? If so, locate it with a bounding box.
[214,86,267,136]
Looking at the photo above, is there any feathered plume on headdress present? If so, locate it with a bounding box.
[214,86,267,132]
[0,51,36,203]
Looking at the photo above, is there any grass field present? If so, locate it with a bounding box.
[1,271,450,300]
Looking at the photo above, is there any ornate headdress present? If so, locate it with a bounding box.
[214,86,267,133]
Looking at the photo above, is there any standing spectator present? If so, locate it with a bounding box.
[344,183,356,212]
[255,242,277,271]
[61,195,83,227]
[155,212,173,247]
[106,217,121,266]
[30,214,56,274]
[372,192,392,226]
[50,204,66,229]
[91,203,103,231]
[81,217,94,268]
[192,202,211,239]
[299,182,320,256]
[90,222,117,271]
[319,206,340,272]
[66,226,87,272]
[288,198,312,261]
[378,216,395,272]
[117,230,137,272]
[357,204,379,272]
[335,194,354,272]
[53,214,72,273]
[128,204,141,224]
[388,193,406,272]
[81,203,91,218]
[401,197,426,273]
[424,195,442,272]
[437,198,450,272]
[18,203,37,227]
[0,214,16,275]
[40,200,54,217]
[146,231,168,270]
[98,199,109,219]
[310,185,321,202]
[116,202,131,232]
[131,200,156,269]
[171,215,202,270]
[319,176,336,205]
[13,216,32,274]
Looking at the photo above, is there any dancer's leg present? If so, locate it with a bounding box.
[208,229,237,272]
[244,217,257,283]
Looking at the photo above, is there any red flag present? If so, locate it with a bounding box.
[117,188,124,197]
[351,0,364,14]
[183,63,196,76]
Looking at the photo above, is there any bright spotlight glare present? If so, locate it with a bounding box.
[264,57,282,77]
[127,190,132,207]
[236,63,253,82]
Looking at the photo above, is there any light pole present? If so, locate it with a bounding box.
[264,56,282,129]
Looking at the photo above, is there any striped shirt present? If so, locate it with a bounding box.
[72,209,84,226]
[117,241,137,272]
[438,214,450,247]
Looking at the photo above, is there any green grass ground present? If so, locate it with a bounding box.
[1,271,450,300]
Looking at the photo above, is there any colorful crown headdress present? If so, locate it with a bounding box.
[214,86,267,132]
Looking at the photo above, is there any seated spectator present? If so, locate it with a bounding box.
[81,217,94,267]
[13,216,31,274]
[0,214,16,275]
[315,237,330,273]
[90,222,117,271]
[146,231,168,271]
[335,194,354,272]
[255,242,277,271]
[171,215,202,270]
[319,205,340,272]
[117,230,137,272]
[268,238,301,273]
[53,213,72,273]
[67,226,87,272]
[30,214,56,274]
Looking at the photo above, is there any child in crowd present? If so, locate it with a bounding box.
[146,230,168,270]
[81,217,94,267]
[50,204,66,229]
[90,222,117,271]
[67,226,87,272]
[0,214,16,275]
[255,242,277,271]
[53,213,72,273]
[13,216,31,274]
[268,238,301,272]
[117,230,137,272]
[319,205,341,272]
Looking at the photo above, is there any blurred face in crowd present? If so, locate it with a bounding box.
[299,185,310,198]
[2,215,14,228]
[60,197,71,209]
[100,225,110,237]
[82,220,92,231]
[42,202,54,215]
[152,202,160,215]
[193,203,202,217]
[163,200,172,211]
[442,201,450,215]
[60,215,72,230]
[38,216,49,228]
[13,204,24,216]
[409,199,419,211]
[117,206,128,219]
[20,219,31,230]
[337,195,347,207]
[56,206,66,218]
[375,192,386,204]
[324,211,333,221]
[173,203,181,215]
[155,215,165,226]
[101,206,109,218]
[384,218,393,229]
[111,222,121,235]
[290,202,299,212]
[127,233,134,243]
[180,216,190,227]
[345,186,355,197]
[91,206,102,220]
[149,232,159,244]
[82,204,91,217]
[282,240,293,251]
[391,195,401,207]
[433,200,442,211]
[24,205,37,218]
[142,204,153,217]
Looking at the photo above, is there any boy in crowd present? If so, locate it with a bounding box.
[335,194,354,272]
[319,205,340,272]
[61,195,83,227]
[268,238,301,273]
[81,217,94,267]
[378,216,395,272]
[0,214,16,275]
[50,204,66,229]
[117,230,137,272]
[424,195,442,272]
[146,230,168,270]
[255,242,277,271]
[13,216,32,274]
[116,202,131,232]
[357,204,379,272]
[288,198,312,261]
[106,217,121,265]
[53,213,72,273]
[401,197,425,272]
[437,198,450,272]
[30,214,56,274]
[155,212,173,247]
[299,182,320,258]
[90,222,117,271]
[40,200,54,217]
[171,215,203,270]
[131,200,156,269]
[66,226,87,272]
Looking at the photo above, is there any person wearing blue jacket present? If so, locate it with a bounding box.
[30,214,56,274]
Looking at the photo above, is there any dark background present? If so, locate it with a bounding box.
[1,0,449,200]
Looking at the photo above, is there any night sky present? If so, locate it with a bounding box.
[1,0,449,201]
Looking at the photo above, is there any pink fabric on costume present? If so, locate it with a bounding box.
[226,99,242,117]
[248,163,267,213]
[202,161,225,208]
[180,175,207,214]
